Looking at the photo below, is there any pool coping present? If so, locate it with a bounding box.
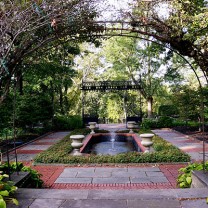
[80,133,147,154]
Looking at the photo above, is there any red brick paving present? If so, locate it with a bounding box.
[50,183,173,189]
[183,147,208,152]
[175,140,201,143]
[159,164,186,187]
[33,165,65,188]
[32,142,55,145]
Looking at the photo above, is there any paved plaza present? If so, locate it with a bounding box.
[7,188,208,208]
[4,124,208,207]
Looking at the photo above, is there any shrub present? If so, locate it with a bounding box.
[172,119,187,127]
[141,118,158,129]
[158,105,179,117]
[157,116,173,128]
[0,162,43,188]
[0,173,18,207]
[141,116,174,129]
[177,162,208,188]
[52,115,83,130]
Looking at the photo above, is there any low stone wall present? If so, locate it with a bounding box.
[191,170,208,188]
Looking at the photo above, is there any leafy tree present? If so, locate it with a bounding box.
[172,86,200,121]
[102,36,166,118]
[106,94,123,123]
[0,0,102,103]
[16,92,53,129]
[126,0,208,79]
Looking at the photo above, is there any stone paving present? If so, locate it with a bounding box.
[152,129,208,161]
[33,164,183,189]
[54,167,168,185]
[5,132,70,161]
[7,188,208,208]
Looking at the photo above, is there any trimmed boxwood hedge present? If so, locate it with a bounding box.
[34,128,190,164]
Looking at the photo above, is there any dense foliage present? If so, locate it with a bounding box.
[0,173,18,208]
[52,115,83,131]
[0,0,103,103]
[0,162,43,188]
[1,0,208,134]
[158,105,179,117]
[177,162,208,188]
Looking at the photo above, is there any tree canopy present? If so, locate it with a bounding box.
[90,0,208,81]
[0,0,103,102]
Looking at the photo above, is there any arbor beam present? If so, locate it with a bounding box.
[80,80,142,91]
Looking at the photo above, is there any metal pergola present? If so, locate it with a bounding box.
[80,80,142,91]
[80,80,143,125]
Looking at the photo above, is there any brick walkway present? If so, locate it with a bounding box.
[8,132,70,161]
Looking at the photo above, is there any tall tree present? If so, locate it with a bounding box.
[98,0,208,81]
[125,0,208,79]
[102,37,165,118]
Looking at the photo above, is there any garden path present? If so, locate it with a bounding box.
[152,129,208,162]
[6,132,70,162]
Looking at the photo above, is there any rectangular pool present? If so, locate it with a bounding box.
[81,133,143,155]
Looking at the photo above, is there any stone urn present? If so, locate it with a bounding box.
[70,135,85,155]
[88,122,97,134]
[140,133,154,153]
[127,121,135,133]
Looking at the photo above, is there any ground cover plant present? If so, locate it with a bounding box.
[0,162,43,188]
[177,162,208,188]
[0,173,18,208]
[34,129,190,164]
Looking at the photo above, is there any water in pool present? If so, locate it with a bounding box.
[89,133,137,155]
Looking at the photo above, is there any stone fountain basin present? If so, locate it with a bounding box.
[80,133,146,155]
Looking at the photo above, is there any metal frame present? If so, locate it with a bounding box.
[80,80,142,91]
[80,80,143,125]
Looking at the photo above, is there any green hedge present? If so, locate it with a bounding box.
[141,116,174,129]
[158,105,179,117]
[52,115,83,130]
[34,129,190,164]
[141,117,195,129]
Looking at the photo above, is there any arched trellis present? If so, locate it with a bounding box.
[80,80,143,125]
[93,20,208,82]
[85,21,208,169]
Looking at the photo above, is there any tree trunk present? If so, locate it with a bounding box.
[59,87,64,114]
[16,69,23,95]
[147,96,153,118]
[123,95,127,122]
